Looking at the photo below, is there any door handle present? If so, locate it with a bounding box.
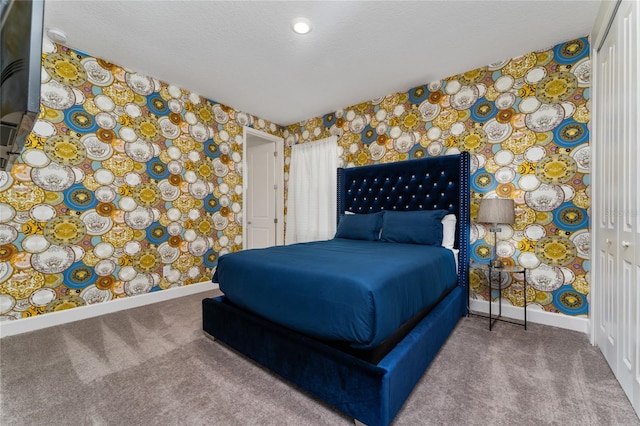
[247,221,252,225]
[621,241,630,248]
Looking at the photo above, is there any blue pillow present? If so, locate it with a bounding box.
[381,209,449,245]
[335,212,384,241]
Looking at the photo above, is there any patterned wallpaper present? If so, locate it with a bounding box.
[0,39,282,320]
[0,35,591,321]
[283,37,591,317]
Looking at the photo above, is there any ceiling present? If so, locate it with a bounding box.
[43,0,603,126]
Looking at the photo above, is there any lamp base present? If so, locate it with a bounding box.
[490,259,503,268]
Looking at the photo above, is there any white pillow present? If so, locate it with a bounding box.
[441,214,456,249]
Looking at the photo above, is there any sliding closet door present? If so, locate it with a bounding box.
[595,0,640,415]
[617,1,640,411]
[595,20,619,374]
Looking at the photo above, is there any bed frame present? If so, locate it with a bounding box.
[202,153,470,426]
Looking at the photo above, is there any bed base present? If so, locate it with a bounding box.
[202,286,465,426]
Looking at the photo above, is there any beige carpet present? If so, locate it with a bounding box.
[1,291,638,425]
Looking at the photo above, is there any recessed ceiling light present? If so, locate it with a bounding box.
[46,27,68,44]
[291,18,312,35]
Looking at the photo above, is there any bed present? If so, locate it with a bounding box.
[203,153,470,426]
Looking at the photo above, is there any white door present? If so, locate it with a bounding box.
[595,2,620,381]
[616,0,640,412]
[595,0,640,415]
[246,139,277,249]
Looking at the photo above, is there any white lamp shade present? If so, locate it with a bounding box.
[477,198,515,225]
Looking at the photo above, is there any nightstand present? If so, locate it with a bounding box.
[470,262,528,330]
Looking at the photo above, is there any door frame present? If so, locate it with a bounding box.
[242,126,284,248]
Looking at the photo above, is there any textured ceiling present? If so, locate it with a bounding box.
[43,0,603,126]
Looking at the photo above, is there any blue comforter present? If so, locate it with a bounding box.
[212,238,457,349]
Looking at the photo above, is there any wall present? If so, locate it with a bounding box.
[284,37,591,317]
[0,36,592,322]
[0,39,282,321]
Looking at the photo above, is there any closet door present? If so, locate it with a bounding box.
[617,0,639,411]
[595,18,619,375]
[595,0,640,415]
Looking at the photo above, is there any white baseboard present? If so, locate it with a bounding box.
[469,298,589,334]
[0,281,219,339]
[1,284,589,338]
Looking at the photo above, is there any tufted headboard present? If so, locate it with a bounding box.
[336,153,470,291]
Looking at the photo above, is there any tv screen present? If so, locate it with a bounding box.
[0,0,44,171]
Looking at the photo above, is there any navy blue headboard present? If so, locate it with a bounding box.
[336,153,470,294]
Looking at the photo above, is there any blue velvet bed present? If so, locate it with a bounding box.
[202,153,470,426]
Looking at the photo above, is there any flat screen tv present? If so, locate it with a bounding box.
[0,0,44,171]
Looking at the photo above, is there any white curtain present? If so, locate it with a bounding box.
[285,136,338,245]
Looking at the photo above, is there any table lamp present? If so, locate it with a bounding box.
[477,198,515,268]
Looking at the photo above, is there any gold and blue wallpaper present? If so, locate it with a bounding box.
[0,40,282,320]
[284,37,591,317]
[0,35,591,321]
